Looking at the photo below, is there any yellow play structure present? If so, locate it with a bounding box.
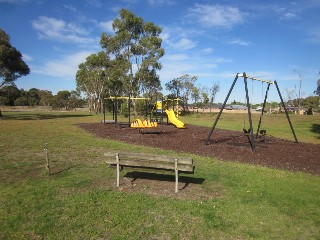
[165,109,185,128]
[130,98,185,129]
[131,119,158,128]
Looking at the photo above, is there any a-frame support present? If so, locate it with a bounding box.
[243,72,256,151]
[205,73,240,145]
[274,80,298,143]
[205,72,298,151]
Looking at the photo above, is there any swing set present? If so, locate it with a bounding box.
[206,72,298,151]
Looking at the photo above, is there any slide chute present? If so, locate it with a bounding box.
[165,109,185,128]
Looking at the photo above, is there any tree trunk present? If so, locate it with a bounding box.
[0,109,3,117]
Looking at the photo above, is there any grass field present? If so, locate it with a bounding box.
[0,111,319,239]
[180,111,320,144]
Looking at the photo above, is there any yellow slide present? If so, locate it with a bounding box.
[165,109,185,128]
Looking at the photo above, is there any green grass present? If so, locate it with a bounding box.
[181,112,320,144]
[0,111,319,239]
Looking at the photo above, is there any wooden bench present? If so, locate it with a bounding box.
[104,152,194,193]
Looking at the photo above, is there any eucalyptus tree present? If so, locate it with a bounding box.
[209,82,220,114]
[165,74,197,111]
[100,9,164,114]
[76,51,115,113]
[165,78,183,99]
[191,86,200,106]
[201,86,209,111]
[0,29,29,88]
[314,71,320,110]
[0,29,29,116]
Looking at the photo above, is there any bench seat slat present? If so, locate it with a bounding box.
[106,160,194,173]
[104,151,195,192]
[104,152,193,165]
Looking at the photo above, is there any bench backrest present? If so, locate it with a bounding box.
[104,151,194,173]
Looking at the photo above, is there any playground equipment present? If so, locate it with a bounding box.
[206,72,298,151]
[154,98,185,128]
[165,109,185,128]
[130,119,158,128]
[102,96,186,129]
[102,96,150,127]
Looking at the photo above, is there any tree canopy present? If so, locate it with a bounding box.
[0,29,30,88]
[76,51,125,113]
[100,9,164,99]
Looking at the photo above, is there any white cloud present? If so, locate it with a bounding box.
[159,51,232,84]
[64,4,77,12]
[280,12,297,20]
[307,27,320,43]
[229,38,252,46]
[168,38,197,50]
[98,20,114,33]
[32,51,93,78]
[188,4,244,29]
[32,16,95,44]
[22,53,33,62]
[166,54,188,61]
[148,0,175,6]
[161,27,198,51]
[212,57,232,63]
[201,48,214,54]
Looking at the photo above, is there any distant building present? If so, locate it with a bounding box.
[221,105,248,110]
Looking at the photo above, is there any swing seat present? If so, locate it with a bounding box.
[259,129,266,135]
[243,128,251,134]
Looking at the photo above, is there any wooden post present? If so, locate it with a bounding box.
[44,143,50,174]
[175,159,178,193]
[116,153,120,187]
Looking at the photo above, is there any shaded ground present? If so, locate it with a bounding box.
[79,123,320,175]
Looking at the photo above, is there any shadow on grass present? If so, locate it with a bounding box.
[49,164,80,176]
[124,171,205,190]
[310,124,320,139]
[1,112,91,121]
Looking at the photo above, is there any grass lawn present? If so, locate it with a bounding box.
[181,111,320,144]
[0,111,319,239]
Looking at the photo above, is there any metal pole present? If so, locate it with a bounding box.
[115,99,118,126]
[205,73,240,145]
[161,97,164,124]
[116,153,120,187]
[274,81,298,143]
[256,83,271,138]
[244,72,256,151]
[103,98,106,124]
[112,100,115,120]
[175,159,178,193]
[128,96,131,125]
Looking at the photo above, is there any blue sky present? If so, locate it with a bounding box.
[1,0,319,104]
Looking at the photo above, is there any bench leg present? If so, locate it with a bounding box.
[175,159,178,193]
[116,153,120,187]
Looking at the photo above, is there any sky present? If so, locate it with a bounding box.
[1,0,320,104]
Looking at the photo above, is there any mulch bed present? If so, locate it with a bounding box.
[78,123,320,175]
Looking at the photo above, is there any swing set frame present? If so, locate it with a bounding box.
[205,72,298,151]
